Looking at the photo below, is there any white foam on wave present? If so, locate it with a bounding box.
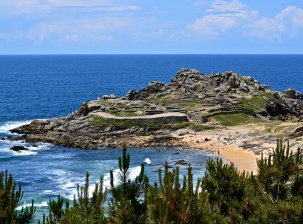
[45,169,83,200]
[144,158,151,164]
[0,120,32,134]
[0,139,52,157]
[16,201,48,210]
[28,143,52,151]
[0,145,38,157]
[83,166,142,200]
[44,165,143,201]
[12,150,37,156]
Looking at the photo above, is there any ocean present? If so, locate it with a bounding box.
[0,54,302,222]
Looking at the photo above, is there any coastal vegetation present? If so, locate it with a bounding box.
[2,139,303,223]
[0,171,35,224]
[90,116,213,132]
[211,113,264,126]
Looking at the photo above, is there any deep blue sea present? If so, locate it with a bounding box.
[0,54,302,222]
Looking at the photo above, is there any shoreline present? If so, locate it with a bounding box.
[171,122,301,174]
[9,118,303,174]
[172,133,262,174]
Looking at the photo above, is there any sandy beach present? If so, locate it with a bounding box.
[172,122,303,174]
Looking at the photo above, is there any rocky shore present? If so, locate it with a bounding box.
[9,68,303,171]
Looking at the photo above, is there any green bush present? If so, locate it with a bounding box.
[0,170,35,224]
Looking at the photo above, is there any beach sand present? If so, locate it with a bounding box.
[171,124,283,174]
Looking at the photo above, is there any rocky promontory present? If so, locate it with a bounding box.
[9,69,303,154]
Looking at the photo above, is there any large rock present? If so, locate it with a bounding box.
[126,89,137,100]
[294,126,303,133]
[283,88,296,99]
[10,146,28,152]
[147,81,164,93]
[80,102,89,116]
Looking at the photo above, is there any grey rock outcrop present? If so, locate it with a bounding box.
[125,68,303,121]
[9,68,303,150]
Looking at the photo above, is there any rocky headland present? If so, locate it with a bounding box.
[9,69,303,171]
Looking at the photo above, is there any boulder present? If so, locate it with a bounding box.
[175,159,188,165]
[31,120,50,125]
[10,146,28,152]
[294,126,303,133]
[126,89,137,100]
[283,88,296,99]
[239,81,249,92]
[88,105,101,112]
[147,81,164,93]
[102,95,110,100]
[80,102,89,116]
[110,94,118,99]
[8,135,27,141]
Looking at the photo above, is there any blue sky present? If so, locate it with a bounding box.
[1,0,303,54]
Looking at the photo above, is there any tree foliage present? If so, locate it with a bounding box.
[0,170,35,224]
[146,162,210,224]
[3,139,303,223]
[107,143,148,224]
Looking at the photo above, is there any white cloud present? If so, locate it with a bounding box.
[248,5,303,39]
[134,29,164,41]
[22,17,135,43]
[0,0,140,15]
[108,6,141,12]
[205,0,247,13]
[187,0,254,37]
[0,0,52,14]
[188,0,303,40]
[191,1,207,7]
[65,34,79,41]
[248,18,284,40]
[87,34,115,42]
[167,34,180,41]
[46,0,112,7]
[0,31,25,42]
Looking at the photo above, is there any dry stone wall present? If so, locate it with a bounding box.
[93,112,188,125]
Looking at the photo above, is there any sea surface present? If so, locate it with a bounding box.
[0,54,302,222]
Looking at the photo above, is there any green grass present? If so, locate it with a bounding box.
[115,103,127,108]
[265,128,272,133]
[263,120,283,131]
[237,96,267,112]
[149,93,174,105]
[190,123,214,131]
[90,116,214,131]
[108,109,146,117]
[212,113,264,126]
[177,102,201,111]
[195,84,201,92]
[296,137,302,142]
[129,103,143,108]
[273,126,285,133]
[162,121,214,131]
[91,116,137,130]
[136,136,150,141]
